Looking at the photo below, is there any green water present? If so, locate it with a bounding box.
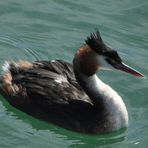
[0,0,148,148]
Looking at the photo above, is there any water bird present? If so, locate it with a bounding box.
[0,31,144,134]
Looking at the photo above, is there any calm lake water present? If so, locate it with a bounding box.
[0,0,148,148]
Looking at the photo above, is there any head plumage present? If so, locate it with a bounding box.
[85,30,122,62]
[85,30,106,54]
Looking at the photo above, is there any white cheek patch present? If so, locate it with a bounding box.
[97,55,114,70]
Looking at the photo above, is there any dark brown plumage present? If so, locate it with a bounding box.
[0,60,109,133]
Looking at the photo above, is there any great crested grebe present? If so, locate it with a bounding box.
[0,31,144,134]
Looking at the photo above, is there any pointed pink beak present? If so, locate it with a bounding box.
[115,62,144,77]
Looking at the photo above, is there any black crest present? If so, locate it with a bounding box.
[85,30,106,54]
[85,30,122,62]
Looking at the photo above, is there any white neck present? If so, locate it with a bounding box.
[75,71,128,130]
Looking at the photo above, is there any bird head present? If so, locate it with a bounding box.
[84,30,144,77]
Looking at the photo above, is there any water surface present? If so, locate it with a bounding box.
[0,0,148,148]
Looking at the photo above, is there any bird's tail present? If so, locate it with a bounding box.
[0,61,16,96]
[0,61,33,96]
[0,61,34,108]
